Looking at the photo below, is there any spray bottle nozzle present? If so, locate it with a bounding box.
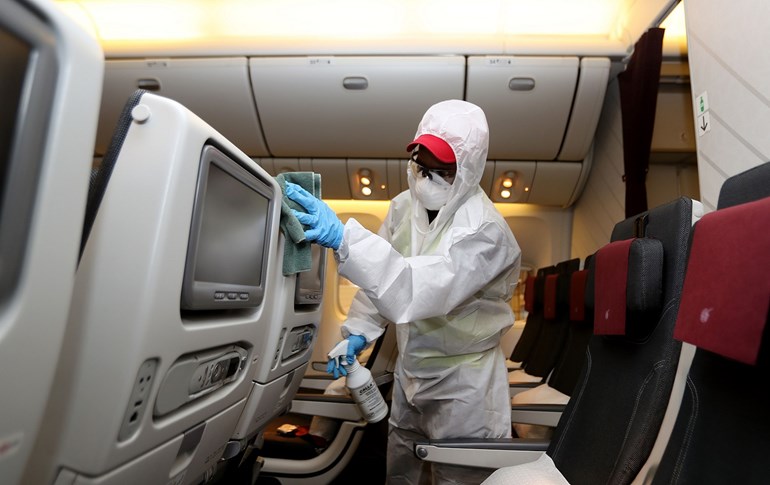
[327,339,355,375]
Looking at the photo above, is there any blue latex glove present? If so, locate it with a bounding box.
[284,181,344,250]
[326,335,368,379]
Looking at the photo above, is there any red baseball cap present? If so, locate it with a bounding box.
[406,134,456,164]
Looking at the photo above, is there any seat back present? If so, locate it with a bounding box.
[651,162,770,485]
[32,91,296,485]
[548,197,695,485]
[548,255,594,396]
[0,3,103,484]
[510,265,556,363]
[522,259,580,378]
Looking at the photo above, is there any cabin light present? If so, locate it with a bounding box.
[58,0,633,44]
[380,184,386,190]
[501,171,516,189]
[524,186,530,192]
[500,189,512,199]
[359,169,372,186]
[357,169,375,197]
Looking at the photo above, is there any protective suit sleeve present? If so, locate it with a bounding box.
[338,214,396,343]
[340,289,391,343]
[336,218,519,324]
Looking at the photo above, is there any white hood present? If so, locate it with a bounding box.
[406,99,490,249]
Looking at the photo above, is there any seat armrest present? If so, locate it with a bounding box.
[509,382,541,398]
[300,375,336,391]
[414,438,549,469]
[290,393,363,420]
[511,403,565,427]
[373,372,394,386]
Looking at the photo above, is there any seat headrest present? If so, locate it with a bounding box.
[594,237,664,335]
[544,274,558,319]
[674,196,770,365]
[570,270,589,322]
[717,161,770,210]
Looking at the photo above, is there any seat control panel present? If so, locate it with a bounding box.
[155,344,248,417]
[281,325,314,362]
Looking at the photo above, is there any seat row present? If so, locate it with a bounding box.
[415,161,770,485]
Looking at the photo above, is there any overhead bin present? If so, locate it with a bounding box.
[558,58,611,160]
[528,161,585,207]
[467,56,579,160]
[249,56,465,158]
[467,56,610,162]
[97,58,269,157]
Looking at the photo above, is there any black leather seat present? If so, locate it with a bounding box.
[416,197,698,485]
[651,162,770,485]
[509,266,557,366]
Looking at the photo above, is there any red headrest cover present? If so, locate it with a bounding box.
[543,274,558,320]
[570,270,589,322]
[594,239,633,335]
[674,197,770,365]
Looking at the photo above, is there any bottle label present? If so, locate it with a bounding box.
[349,379,388,422]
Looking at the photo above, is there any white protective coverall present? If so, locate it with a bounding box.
[335,100,521,484]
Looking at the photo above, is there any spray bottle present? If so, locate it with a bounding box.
[328,340,388,423]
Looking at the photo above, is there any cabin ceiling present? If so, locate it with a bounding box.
[56,0,685,57]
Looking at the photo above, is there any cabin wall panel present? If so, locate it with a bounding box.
[684,0,770,211]
[571,80,626,261]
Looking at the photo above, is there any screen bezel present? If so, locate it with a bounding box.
[180,144,274,311]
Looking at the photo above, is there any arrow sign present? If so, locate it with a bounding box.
[697,112,711,136]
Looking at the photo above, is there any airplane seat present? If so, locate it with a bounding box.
[509,259,579,385]
[508,266,555,367]
[415,197,698,485]
[548,254,595,397]
[256,328,389,459]
[648,162,770,485]
[544,199,686,485]
[254,323,397,484]
[1,1,103,483]
[505,273,537,369]
[33,90,284,485]
[213,181,330,480]
[510,256,594,439]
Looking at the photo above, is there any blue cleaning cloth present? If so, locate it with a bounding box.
[275,172,322,275]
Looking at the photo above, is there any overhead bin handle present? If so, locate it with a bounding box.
[136,78,161,91]
[508,77,536,91]
[342,76,369,90]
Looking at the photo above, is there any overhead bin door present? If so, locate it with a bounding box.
[466,56,579,161]
[249,56,465,158]
[98,58,269,157]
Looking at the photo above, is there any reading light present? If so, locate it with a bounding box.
[501,171,516,189]
[524,186,530,192]
[358,169,374,197]
[359,169,372,186]
[500,189,512,199]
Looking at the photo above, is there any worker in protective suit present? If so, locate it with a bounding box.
[285,99,521,484]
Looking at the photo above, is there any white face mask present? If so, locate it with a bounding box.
[414,173,452,210]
